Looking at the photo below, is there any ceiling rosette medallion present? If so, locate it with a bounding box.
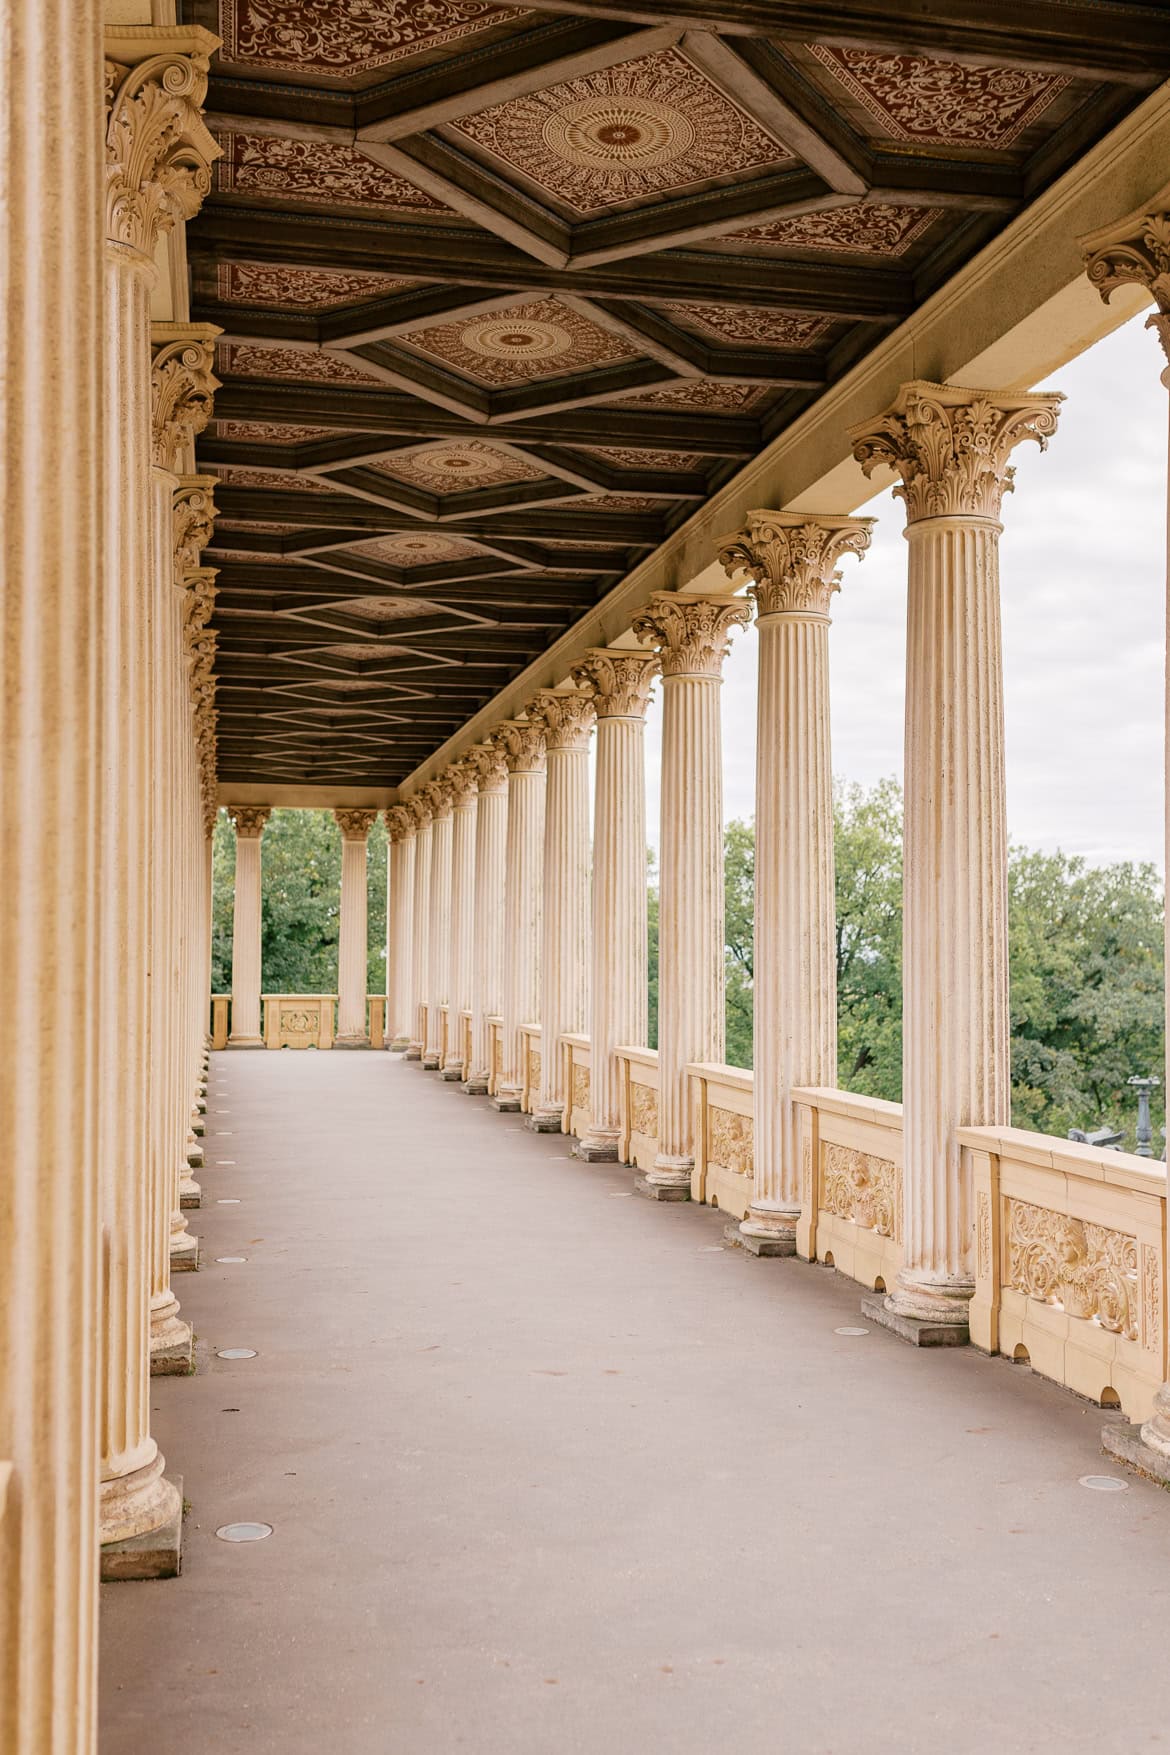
[374,440,545,493]
[400,297,635,387]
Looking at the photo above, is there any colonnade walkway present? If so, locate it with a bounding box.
[101,1052,1170,1755]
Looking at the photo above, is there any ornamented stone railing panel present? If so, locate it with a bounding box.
[487,1015,503,1098]
[559,1034,590,1139]
[368,995,385,1051]
[616,1046,659,1172]
[519,1023,541,1115]
[262,994,334,1050]
[961,1125,1167,1421]
[689,1062,754,1218]
[793,1087,905,1292]
[210,994,229,1051]
[460,1009,472,1081]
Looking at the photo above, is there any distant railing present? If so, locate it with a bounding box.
[486,1015,503,1097]
[560,1034,590,1138]
[519,1022,541,1113]
[211,994,389,1050]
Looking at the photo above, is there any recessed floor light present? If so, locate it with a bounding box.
[217,1198,240,1204]
[215,1160,236,1165]
[217,1348,257,1360]
[215,1256,247,1264]
[1079,1475,1128,1492]
[215,1522,272,1543]
[834,1326,870,1336]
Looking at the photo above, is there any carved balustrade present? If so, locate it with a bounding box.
[519,1023,542,1116]
[615,1046,660,1173]
[262,995,335,1051]
[689,1063,755,1219]
[558,1034,591,1140]
[793,1087,906,1293]
[486,1014,503,1099]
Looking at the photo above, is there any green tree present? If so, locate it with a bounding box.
[834,778,903,1100]
[647,846,659,1050]
[723,818,754,1069]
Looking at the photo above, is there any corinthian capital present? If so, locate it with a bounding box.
[717,512,874,618]
[1081,184,1170,367]
[182,568,217,648]
[630,592,750,678]
[407,795,433,832]
[229,805,271,838]
[152,324,221,472]
[493,719,547,774]
[105,29,220,257]
[385,806,415,843]
[528,689,596,750]
[569,648,659,719]
[849,381,1062,524]
[444,761,479,808]
[173,474,217,579]
[465,740,509,793]
[422,778,454,820]
[334,808,377,841]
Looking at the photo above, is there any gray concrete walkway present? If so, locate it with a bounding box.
[101,1052,1170,1755]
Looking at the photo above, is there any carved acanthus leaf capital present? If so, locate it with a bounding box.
[105,34,220,258]
[465,739,510,793]
[1080,188,1170,370]
[630,592,750,678]
[407,795,433,831]
[152,326,220,472]
[181,568,218,648]
[493,719,547,774]
[717,511,875,618]
[528,688,596,750]
[421,778,454,819]
[569,648,660,718]
[849,381,1062,523]
[445,761,479,808]
[334,807,377,841]
[173,474,217,579]
[385,805,415,843]
[229,804,271,838]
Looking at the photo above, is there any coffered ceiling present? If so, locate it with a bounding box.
[181,0,1170,789]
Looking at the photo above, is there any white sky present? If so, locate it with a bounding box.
[643,312,1168,873]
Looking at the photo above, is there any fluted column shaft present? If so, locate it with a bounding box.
[334,810,376,1045]
[493,721,547,1109]
[0,0,103,1738]
[570,652,658,1159]
[443,774,479,1077]
[851,381,1061,1325]
[424,793,453,1069]
[465,751,509,1093]
[529,692,595,1130]
[385,809,416,1049]
[631,596,749,1196]
[228,811,269,1046]
[406,807,433,1059]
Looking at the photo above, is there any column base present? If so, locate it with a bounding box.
[191,1116,205,1138]
[333,1033,369,1049]
[726,1221,796,1257]
[403,1045,422,1061]
[526,1108,564,1134]
[390,1036,411,1051]
[439,1063,464,1082]
[1101,1421,1170,1488]
[462,1074,490,1096]
[635,1172,690,1202]
[490,1092,521,1113]
[421,1052,442,1071]
[180,1176,201,1209]
[101,1472,183,1581]
[150,1328,194,1376]
[227,1037,265,1049]
[860,1293,969,1348]
[574,1134,619,1163]
[187,1141,204,1169]
[171,1233,200,1273]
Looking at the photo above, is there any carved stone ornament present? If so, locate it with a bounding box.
[105,35,220,257]
[465,740,509,793]
[848,381,1062,524]
[527,688,596,751]
[631,1083,658,1137]
[1080,184,1170,369]
[421,777,454,819]
[152,327,221,473]
[384,805,415,842]
[407,794,433,831]
[446,761,479,808]
[493,719,547,774]
[182,568,217,648]
[569,648,660,718]
[821,1143,900,1240]
[717,511,875,619]
[630,592,751,678]
[1005,1198,1138,1341]
[229,804,271,838]
[572,1064,590,1113]
[708,1107,753,1176]
[173,475,217,579]
[333,807,378,840]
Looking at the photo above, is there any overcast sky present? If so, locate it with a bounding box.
[642,312,1168,874]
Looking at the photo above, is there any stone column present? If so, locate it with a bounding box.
[568,650,659,1160]
[405,795,433,1060]
[334,809,377,1046]
[0,0,103,1737]
[385,806,416,1050]
[850,382,1061,1340]
[228,806,271,1046]
[100,27,217,1572]
[423,778,454,1070]
[630,595,750,1198]
[527,691,596,1133]
[1083,191,1170,1474]
[490,720,547,1112]
[464,740,511,1095]
[717,514,873,1252]
[442,764,479,1079]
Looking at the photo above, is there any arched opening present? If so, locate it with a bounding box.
[874,1276,886,1294]
[1100,1386,1122,1409]
[1012,1344,1031,1365]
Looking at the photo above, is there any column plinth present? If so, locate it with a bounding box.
[492,721,546,1110]
[570,650,659,1160]
[442,765,479,1078]
[630,594,750,1196]
[718,514,873,1249]
[526,691,595,1133]
[227,806,270,1046]
[851,381,1061,1337]
[463,743,509,1094]
[385,807,416,1050]
[334,809,377,1045]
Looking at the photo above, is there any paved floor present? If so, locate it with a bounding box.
[101,1052,1170,1755]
